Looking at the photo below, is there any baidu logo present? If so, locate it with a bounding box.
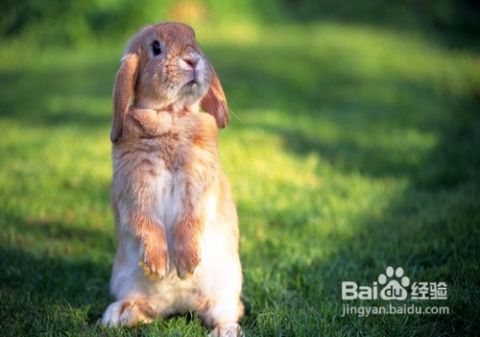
[378,266,410,300]
[342,266,447,301]
[341,266,449,317]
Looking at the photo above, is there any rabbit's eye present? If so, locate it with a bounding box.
[152,40,162,56]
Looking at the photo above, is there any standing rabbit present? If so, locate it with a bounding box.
[101,22,244,337]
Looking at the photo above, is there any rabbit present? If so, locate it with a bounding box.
[101,22,244,337]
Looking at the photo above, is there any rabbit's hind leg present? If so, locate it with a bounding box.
[209,323,245,337]
[101,298,155,327]
[200,294,244,337]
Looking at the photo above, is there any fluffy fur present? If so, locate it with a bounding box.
[102,22,243,337]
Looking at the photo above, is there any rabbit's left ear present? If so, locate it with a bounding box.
[201,65,228,128]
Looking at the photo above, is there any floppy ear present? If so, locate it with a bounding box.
[201,65,229,128]
[111,53,140,142]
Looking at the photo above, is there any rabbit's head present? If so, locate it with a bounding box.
[111,22,228,142]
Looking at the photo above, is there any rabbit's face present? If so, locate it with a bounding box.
[111,22,228,142]
[135,23,211,110]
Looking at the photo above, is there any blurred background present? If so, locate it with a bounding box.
[0,1,479,337]
[1,0,480,46]
[0,0,480,46]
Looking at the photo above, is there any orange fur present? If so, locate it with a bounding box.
[117,298,156,326]
[111,54,139,142]
[200,65,229,128]
[132,211,169,278]
[104,22,243,336]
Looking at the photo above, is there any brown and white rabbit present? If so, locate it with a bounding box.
[101,22,244,337]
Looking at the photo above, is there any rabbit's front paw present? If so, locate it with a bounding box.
[139,241,169,280]
[174,240,201,279]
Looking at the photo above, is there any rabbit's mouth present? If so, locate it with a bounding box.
[178,78,204,99]
[183,73,205,91]
[182,79,199,94]
[185,79,197,86]
[178,70,208,99]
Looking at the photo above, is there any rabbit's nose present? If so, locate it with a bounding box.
[182,54,199,70]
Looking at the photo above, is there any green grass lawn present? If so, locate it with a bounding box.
[0,22,479,336]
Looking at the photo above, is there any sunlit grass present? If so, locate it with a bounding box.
[0,22,479,336]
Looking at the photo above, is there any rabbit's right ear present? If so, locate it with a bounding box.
[111,53,140,142]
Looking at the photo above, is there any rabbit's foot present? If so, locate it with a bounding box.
[140,241,169,280]
[102,299,155,327]
[173,239,201,279]
[209,323,244,337]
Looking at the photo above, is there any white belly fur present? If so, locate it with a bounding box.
[110,164,241,315]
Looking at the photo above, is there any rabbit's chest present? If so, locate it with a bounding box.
[136,135,196,222]
[146,132,191,170]
[113,124,215,228]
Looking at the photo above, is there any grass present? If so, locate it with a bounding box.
[0,22,479,336]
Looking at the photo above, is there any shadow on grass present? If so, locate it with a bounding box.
[0,246,111,335]
[0,60,115,128]
[204,36,480,336]
[0,29,479,336]
[2,212,114,248]
[242,85,480,336]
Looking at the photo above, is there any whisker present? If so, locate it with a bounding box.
[229,109,244,124]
